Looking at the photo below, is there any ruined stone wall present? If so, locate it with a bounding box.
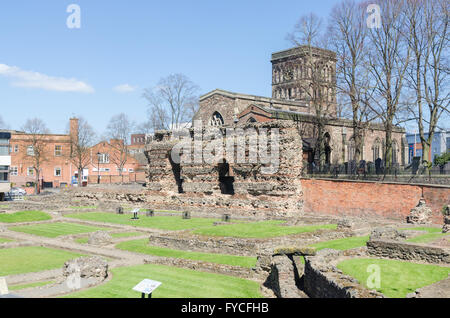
[302,178,450,224]
[144,121,304,218]
[367,240,450,264]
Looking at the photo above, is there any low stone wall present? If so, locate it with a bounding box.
[148,229,351,257]
[366,240,450,264]
[303,249,384,298]
[146,258,254,280]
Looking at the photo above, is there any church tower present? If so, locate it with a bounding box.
[271,46,338,116]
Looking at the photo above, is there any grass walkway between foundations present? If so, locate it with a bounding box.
[0,237,12,243]
[193,221,337,238]
[0,211,51,223]
[75,232,144,244]
[10,222,111,238]
[400,227,450,244]
[116,239,257,268]
[66,212,219,231]
[337,258,450,298]
[9,280,55,291]
[0,246,83,276]
[65,263,262,298]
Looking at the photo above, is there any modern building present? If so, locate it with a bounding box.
[0,132,11,200]
[406,130,450,164]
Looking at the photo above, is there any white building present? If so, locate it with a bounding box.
[0,132,11,200]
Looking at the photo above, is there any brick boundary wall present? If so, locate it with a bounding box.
[301,178,450,224]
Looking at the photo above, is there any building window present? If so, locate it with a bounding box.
[210,112,224,126]
[27,146,35,156]
[27,167,34,176]
[373,139,381,162]
[14,145,18,153]
[54,167,62,177]
[129,168,134,173]
[55,145,62,157]
[10,166,18,176]
[98,153,110,164]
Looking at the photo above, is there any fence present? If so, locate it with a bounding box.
[304,160,450,177]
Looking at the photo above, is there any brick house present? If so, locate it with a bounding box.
[9,118,79,189]
[86,140,141,184]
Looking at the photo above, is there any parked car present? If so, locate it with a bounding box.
[8,187,27,196]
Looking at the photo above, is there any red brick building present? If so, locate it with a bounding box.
[9,118,78,189]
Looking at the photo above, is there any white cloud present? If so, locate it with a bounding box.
[114,84,137,93]
[0,64,94,93]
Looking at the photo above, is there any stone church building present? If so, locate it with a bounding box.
[193,46,407,168]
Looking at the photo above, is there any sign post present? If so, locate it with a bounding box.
[133,279,161,299]
[0,277,9,296]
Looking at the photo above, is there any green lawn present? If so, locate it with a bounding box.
[111,232,144,238]
[9,280,55,291]
[0,246,83,276]
[398,227,449,244]
[0,237,12,243]
[0,211,51,223]
[193,221,337,238]
[66,212,220,231]
[309,235,370,251]
[10,222,111,238]
[116,239,257,268]
[337,258,450,298]
[65,264,262,298]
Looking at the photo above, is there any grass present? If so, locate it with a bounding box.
[10,222,111,238]
[309,235,370,251]
[9,280,54,291]
[65,264,262,298]
[0,211,51,223]
[406,232,450,244]
[0,237,12,243]
[111,232,143,238]
[399,227,449,244]
[193,221,337,238]
[66,212,220,231]
[0,246,83,276]
[74,237,89,244]
[337,258,450,298]
[116,239,257,268]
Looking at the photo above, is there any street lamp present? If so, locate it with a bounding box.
[97,152,101,184]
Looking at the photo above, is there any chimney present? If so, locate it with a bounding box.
[70,118,79,143]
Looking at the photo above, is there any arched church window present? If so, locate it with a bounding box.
[373,138,381,162]
[210,112,224,126]
[392,140,398,164]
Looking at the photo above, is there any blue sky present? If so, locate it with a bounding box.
[0,0,343,134]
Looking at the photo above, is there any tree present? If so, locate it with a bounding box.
[105,113,134,176]
[143,74,199,131]
[329,0,376,162]
[366,0,411,173]
[287,13,337,167]
[67,117,96,185]
[21,118,50,194]
[404,0,449,166]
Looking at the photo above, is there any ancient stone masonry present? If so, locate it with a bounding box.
[407,198,432,224]
[143,120,304,218]
[443,205,450,233]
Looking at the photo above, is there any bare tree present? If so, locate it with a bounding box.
[404,0,449,166]
[21,118,50,194]
[287,13,337,167]
[67,117,96,185]
[366,0,411,173]
[329,0,376,162]
[105,113,134,176]
[143,74,199,131]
